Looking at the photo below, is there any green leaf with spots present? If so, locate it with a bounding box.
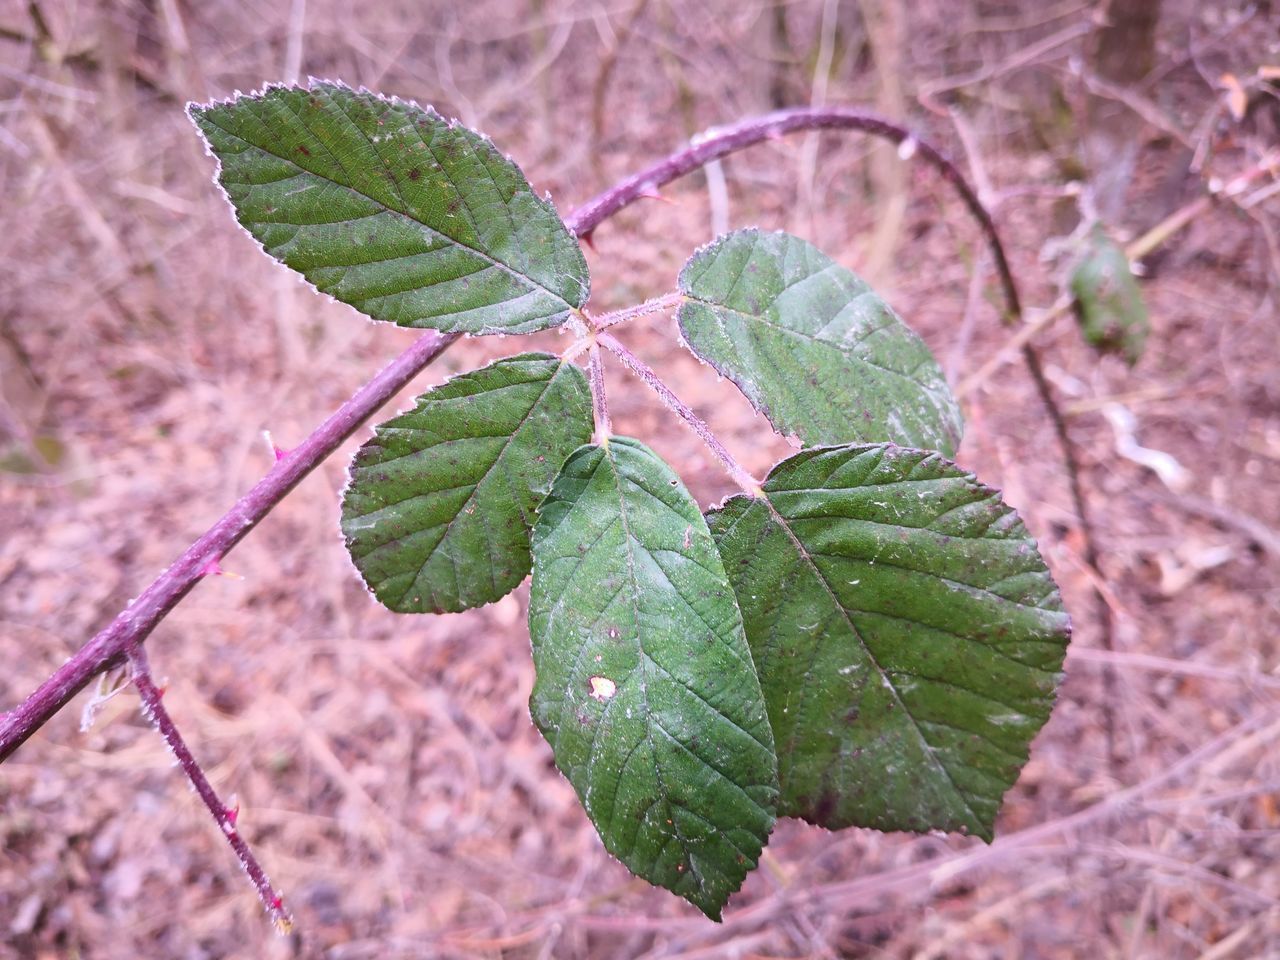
[677,229,963,456]
[707,444,1069,840]
[191,81,588,335]
[1071,224,1149,366]
[528,437,778,919]
[342,353,592,613]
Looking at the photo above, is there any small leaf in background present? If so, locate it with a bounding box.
[342,353,592,613]
[191,81,588,335]
[528,438,778,920]
[677,228,963,456]
[1070,224,1149,366]
[708,444,1069,840]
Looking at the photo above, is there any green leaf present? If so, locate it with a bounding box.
[528,438,778,919]
[677,229,963,456]
[707,444,1069,840]
[342,353,592,613]
[1070,224,1149,366]
[191,81,588,335]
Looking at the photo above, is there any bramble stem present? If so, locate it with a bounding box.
[0,329,456,762]
[0,101,1081,932]
[1,105,1046,783]
[587,341,612,445]
[129,643,292,931]
[565,107,1023,321]
[562,107,1107,761]
[0,105,1014,765]
[592,292,684,331]
[598,332,761,497]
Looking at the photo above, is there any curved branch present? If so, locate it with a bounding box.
[0,105,1060,767]
[565,106,1023,320]
[0,330,455,761]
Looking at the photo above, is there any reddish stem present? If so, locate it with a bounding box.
[565,106,1024,320]
[587,341,612,444]
[598,332,760,496]
[0,105,1029,762]
[129,643,292,931]
[0,101,1054,928]
[0,329,456,761]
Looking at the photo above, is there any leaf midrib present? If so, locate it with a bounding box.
[389,364,568,607]
[604,443,710,900]
[201,101,578,312]
[686,295,941,388]
[756,490,986,831]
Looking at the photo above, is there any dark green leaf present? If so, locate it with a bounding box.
[1070,224,1148,366]
[529,438,778,919]
[191,81,588,335]
[342,353,592,613]
[677,229,963,456]
[707,444,1069,840]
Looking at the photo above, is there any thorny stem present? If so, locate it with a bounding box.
[564,107,1022,322]
[128,643,292,932]
[563,106,1112,768]
[0,104,1081,918]
[0,328,456,763]
[0,105,1026,764]
[598,332,761,497]
[587,340,612,445]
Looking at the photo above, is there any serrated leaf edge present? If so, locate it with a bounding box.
[709,442,1071,841]
[188,77,588,334]
[339,351,588,613]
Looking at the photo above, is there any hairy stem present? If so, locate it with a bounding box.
[1,105,1047,763]
[592,292,684,330]
[0,101,1094,928]
[129,643,292,931]
[598,332,761,497]
[587,340,612,444]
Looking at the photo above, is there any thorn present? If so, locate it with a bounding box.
[638,186,674,205]
[225,796,240,825]
[579,229,596,253]
[200,557,245,580]
[263,430,288,462]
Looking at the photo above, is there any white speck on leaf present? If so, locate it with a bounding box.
[588,676,617,702]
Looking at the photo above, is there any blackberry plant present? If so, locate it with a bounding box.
[0,81,1070,928]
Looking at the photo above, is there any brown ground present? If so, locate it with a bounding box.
[2,1,1279,957]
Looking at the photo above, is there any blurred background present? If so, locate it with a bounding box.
[1,0,1279,956]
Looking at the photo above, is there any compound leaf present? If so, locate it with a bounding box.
[678,229,963,456]
[191,80,588,335]
[529,437,778,919]
[1071,224,1149,366]
[707,444,1069,840]
[342,353,592,613]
